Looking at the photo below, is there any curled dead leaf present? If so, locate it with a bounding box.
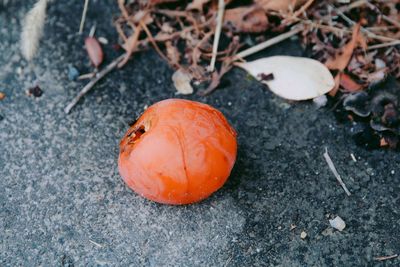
[325,24,363,96]
[172,68,194,95]
[236,56,335,100]
[224,6,268,33]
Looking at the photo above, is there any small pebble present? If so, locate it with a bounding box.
[27,86,43,98]
[16,66,23,75]
[329,216,346,231]
[98,37,109,45]
[67,65,80,81]
[300,231,307,239]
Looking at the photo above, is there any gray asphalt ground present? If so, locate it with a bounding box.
[1,1,400,266]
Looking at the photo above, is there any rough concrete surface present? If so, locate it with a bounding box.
[1,1,400,266]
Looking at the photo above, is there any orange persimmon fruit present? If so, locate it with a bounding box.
[118,99,237,205]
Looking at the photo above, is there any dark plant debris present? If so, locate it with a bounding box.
[104,0,400,150]
[27,86,43,98]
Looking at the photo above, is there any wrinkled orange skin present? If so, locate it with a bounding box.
[118,99,237,205]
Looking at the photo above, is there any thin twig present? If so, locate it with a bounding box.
[234,26,303,59]
[382,15,400,30]
[323,147,351,196]
[118,0,129,20]
[64,54,126,114]
[115,21,128,43]
[192,31,214,67]
[363,1,400,29]
[209,0,225,72]
[337,0,367,13]
[119,24,142,68]
[330,4,398,42]
[77,72,95,80]
[283,0,315,25]
[139,21,170,63]
[368,40,400,50]
[374,254,398,261]
[89,240,104,248]
[79,0,90,34]
[153,9,188,18]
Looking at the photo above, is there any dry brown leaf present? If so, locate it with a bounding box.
[380,138,388,147]
[325,24,364,96]
[166,41,181,67]
[255,0,307,12]
[325,24,361,72]
[186,0,210,12]
[224,7,268,33]
[340,73,362,92]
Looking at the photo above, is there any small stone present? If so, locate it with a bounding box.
[16,66,23,75]
[98,37,109,45]
[329,216,346,231]
[67,65,80,81]
[300,231,307,239]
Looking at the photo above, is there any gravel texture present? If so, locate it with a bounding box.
[1,1,399,266]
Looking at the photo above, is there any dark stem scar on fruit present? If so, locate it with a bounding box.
[127,125,146,144]
[126,119,152,144]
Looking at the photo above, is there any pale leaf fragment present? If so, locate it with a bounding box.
[172,68,193,95]
[236,56,335,100]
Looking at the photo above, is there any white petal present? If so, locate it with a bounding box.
[236,56,335,100]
